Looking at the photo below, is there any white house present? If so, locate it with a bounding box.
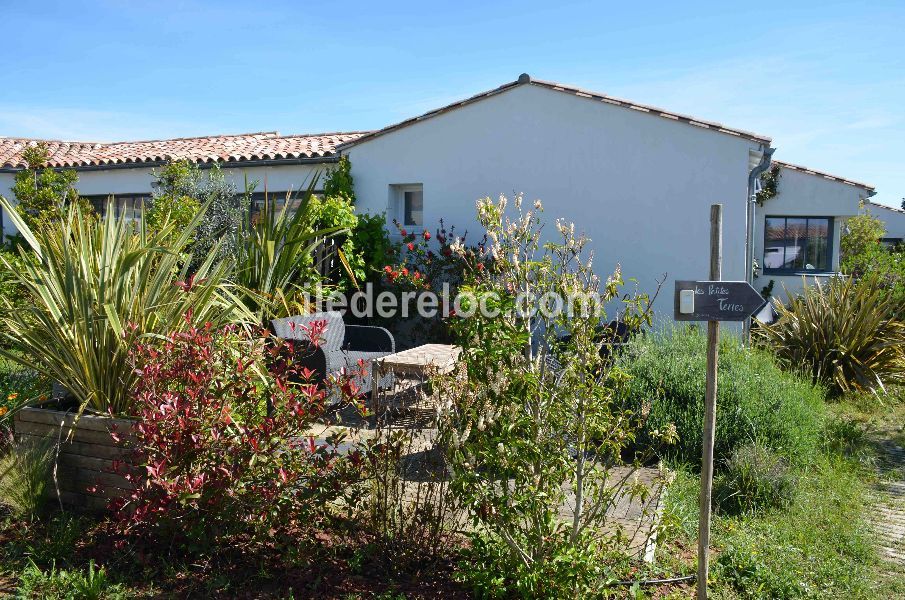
[0,74,883,318]
[753,161,875,298]
[867,202,905,246]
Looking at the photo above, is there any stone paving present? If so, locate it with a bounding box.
[871,432,905,570]
[309,397,668,562]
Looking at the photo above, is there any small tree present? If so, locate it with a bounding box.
[840,204,904,318]
[146,161,202,238]
[438,195,669,597]
[192,164,249,267]
[10,143,91,234]
[147,160,248,268]
[840,203,885,267]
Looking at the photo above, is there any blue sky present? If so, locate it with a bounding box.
[3,0,903,208]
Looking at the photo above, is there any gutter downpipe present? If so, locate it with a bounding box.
[744,145,774,341]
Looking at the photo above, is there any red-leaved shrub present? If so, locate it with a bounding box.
[109,319,366,552]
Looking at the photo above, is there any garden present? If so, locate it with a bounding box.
[0,146,902,599]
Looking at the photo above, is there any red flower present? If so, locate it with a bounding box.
[401,267,409,276]
[423,230,431,241]
[174,274,196,292]
[383,265,392,273]
[477,263,485,271]
[407,242,415,251]
[400,228,408,237]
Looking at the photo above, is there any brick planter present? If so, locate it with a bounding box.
[13,407,137,512]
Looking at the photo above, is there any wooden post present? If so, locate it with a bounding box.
[697,204,722,599]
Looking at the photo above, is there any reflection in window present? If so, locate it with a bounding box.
[403,189,423,226]
[763,216,832,272]
[86,195,149,221]
[247,192,307,222]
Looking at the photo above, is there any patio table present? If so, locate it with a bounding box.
[369,343,461,420]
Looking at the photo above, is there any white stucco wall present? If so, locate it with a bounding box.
[0,172,14,239]
[868,202,905,242]
[345,83,764,319]
[753,166,870,299]
[0,162,330,239]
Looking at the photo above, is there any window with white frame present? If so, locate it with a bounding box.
[390,184,423,228]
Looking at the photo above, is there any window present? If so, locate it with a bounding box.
[763,216,833,273]
[85,195,149,221]
[390,184,423,228]
[247,191,309,222]
[403,189,423,226]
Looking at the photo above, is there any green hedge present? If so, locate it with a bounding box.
[617,326,825,468]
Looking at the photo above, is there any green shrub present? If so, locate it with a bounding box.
[714,443,796,514]
[617,325,825,467]
[0,249,33,318]
[17,559,127,600]
[20,513,87,567]
[192,164,249,268]
[0,357,48,418]
[323,155,355,203]
[711,457,874,599]
[438,195,661,598]
[840,206,905,320]
[0,436,57,520]
[8,142,94,234]
[456,531,605,599]
[755,274,905,394]
[840,205,886,266]
[307,193,363,289]
[352,211,394,283]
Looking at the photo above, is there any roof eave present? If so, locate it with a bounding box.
[337,75,773,151]
[773,160,875,192]
[0,154,341,173]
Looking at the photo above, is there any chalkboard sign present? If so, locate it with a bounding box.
[674,280,767,322]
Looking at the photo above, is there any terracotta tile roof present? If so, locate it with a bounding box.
[0,131,369,169]
[773,160,875,191]
[339,73,773,150]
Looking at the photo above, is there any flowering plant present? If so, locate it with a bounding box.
[438,194,668,597]
[108,317,366,552]
[382,219,488,293]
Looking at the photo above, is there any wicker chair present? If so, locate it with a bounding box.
[271,311,395,395]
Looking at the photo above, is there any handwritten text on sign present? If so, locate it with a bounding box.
[674,280,767,322]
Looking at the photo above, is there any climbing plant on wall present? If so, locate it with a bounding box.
[323,155,355,203]
[319,157,392,287]
[756,164,782,205]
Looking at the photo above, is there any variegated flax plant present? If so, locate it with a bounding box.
[755,273,905,394]
[233,174,349,322]
[0,197,251,417]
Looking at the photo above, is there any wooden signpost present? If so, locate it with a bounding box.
[674,281,767,322]
[674,205,767,599]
